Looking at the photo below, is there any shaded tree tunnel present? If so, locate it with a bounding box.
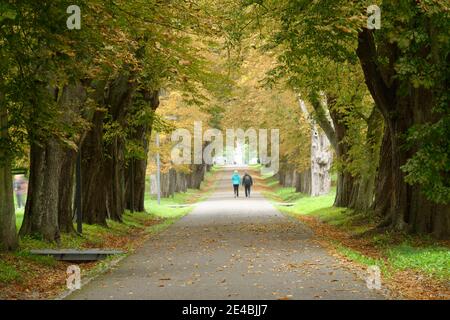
[0,0,448,252]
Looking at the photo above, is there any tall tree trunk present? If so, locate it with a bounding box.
[160,170,172,198]
[125,155,147,212]
[385,107,449,237]
[334,171,355,207]
[175,171,187,193]
[357,29,450,237]
[0,162,16,251]
[169,169,177,197]
[20,82,88,241]
[371,126,392,218]
[58,149,77,233]
[296,169,312,194]
[104,138,126,221]
[57,82,89,233]
[187,164,206,189]
[278,161,287,186]
[298,97,332,196]
[103,73,137,221]
[327,98,355,207]
[0,94,18,251]
[81,73,136,223]
[311,129,332,196]
[125,90,160,212]
[81,110,108,225]
[281,164,296,187]
[348,108,384,212]
[20,139,64,241]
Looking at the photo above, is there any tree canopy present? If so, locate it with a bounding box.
[0,0,449,250]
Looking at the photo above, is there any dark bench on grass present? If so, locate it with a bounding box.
[166,204,192,208]
[30,249,124,261]
[275,203,295,207]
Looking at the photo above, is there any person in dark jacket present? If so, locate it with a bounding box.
[242,172,253,198]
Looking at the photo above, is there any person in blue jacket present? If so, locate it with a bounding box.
[231,170,241,198]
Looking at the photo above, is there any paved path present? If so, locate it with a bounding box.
[69,167,385,300]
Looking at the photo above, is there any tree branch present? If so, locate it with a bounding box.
[356,29,395,116]
[308,91,337,150]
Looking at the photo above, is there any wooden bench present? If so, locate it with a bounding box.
[30,249,124,261]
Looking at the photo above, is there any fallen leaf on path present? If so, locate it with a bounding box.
[277,295,293,300]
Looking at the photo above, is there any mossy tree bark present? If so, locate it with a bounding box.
[21,83,87,241]
[20,138,64,242]
[125,90,160,212]
[348,108,384,212]
[81,73,137,224]
[357,29,450,237]
[0,92,18,251]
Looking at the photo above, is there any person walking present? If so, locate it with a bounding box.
[14,175,26,209]
[231,170,241,198]
[242,172,253,198]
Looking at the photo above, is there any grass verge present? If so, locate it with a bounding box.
[261,173,450,300]
[1,169,217,300]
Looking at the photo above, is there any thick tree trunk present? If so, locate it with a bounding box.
[334,171,355,207]
[0,163,16,251]
[386,112,450,237]
[58,149,77,233]
[124,121,148,211]
[104,74,137,221]
[125,157,147,212]
[371,126,392,217]
[282,165,296,187]
[20,73,90,241]
[21,82,88,236]
[357,29,450,237]
[81,74,136,223]
[81,110,108,225]
[349,175,374,212]
[310,128,332,196]
[57,83,88,233]
[125,90,159,212]
[104,138,126,222]
[175,171,187,192]
[327,100,355,207]
[278,161,292,187]
[160,170,172,198]
[187,164,206,189]
[298,98,332,196]
[278,165,285,186]
[169,169,177,197]
[20,139,64,241]
[0,97,18,251]
[296,169,312,194]
[348,108,384,212]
